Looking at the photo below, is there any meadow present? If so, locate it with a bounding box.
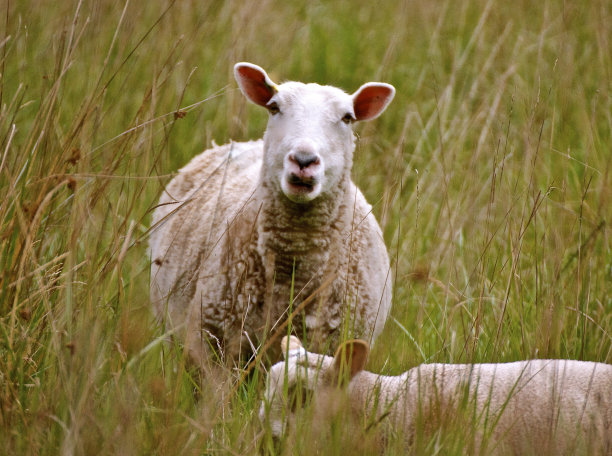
[0,0,610,453]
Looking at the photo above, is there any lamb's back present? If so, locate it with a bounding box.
[404,360,612,453]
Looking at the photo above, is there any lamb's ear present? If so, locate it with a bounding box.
[333,339,369,383]
[281,335,304,359]
[352,83,395,121]
[234,62,278,107]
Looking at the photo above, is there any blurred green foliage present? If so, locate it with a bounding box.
[0,0,610,453]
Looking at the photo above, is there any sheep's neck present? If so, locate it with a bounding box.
[256,176,351,271]
[254,171,353,338]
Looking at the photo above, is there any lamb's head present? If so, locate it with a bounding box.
[259,335,369,437]
[234,63,395,203]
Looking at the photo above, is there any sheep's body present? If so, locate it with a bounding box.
[356,360,612,454]
[262,337,612,454]
[150,64,394,364]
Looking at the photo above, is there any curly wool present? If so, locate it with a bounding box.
[150,64,394,366]
[150,140,390,363]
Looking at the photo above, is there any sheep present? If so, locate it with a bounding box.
[260,336,612,454]
[149,63,395,366]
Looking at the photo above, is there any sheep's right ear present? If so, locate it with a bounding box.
[333,339,369,384]
[234,62,278,107]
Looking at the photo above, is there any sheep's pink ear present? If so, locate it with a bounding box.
[333,339,369,383]
[352,83,395,121]
[234,62,278,107]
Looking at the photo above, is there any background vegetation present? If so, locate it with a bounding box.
[0,0,610,453]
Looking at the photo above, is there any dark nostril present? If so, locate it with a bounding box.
[291,151,320,170]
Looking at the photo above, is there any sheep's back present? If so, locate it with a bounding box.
[149,140,263,325]
[403,360,612,453]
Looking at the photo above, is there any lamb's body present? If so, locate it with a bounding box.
[353,360,612,454]
[150,64,394,364]
[262,337,612,454]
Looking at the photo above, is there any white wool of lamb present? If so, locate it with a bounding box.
[261,338,612,454]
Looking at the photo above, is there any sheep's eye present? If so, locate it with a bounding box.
[341,113,353,124]
[267,102,280,115]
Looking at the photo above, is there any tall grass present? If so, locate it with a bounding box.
[0,0,610,453]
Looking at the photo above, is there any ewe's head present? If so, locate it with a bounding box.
[234,63,395,203]
[259,335,369,438]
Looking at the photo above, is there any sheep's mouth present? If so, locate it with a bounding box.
[282,172,322,202]
[287,174,316,191]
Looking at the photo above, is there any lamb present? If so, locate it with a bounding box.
[261,336,612,454]
[149,63,395,366]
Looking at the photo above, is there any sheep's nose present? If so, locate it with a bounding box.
[290,151,320,170]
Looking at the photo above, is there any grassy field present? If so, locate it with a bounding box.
[0,0,610,453]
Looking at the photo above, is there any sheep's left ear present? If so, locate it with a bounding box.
[333,339,369,384]
[234,62,278,107]
[352,83,395,121]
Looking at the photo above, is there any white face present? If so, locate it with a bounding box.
[259,349,333,437]
[261,82,356,203]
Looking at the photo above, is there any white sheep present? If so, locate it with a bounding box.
[261,336,612,454]
[149,63,395,365]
